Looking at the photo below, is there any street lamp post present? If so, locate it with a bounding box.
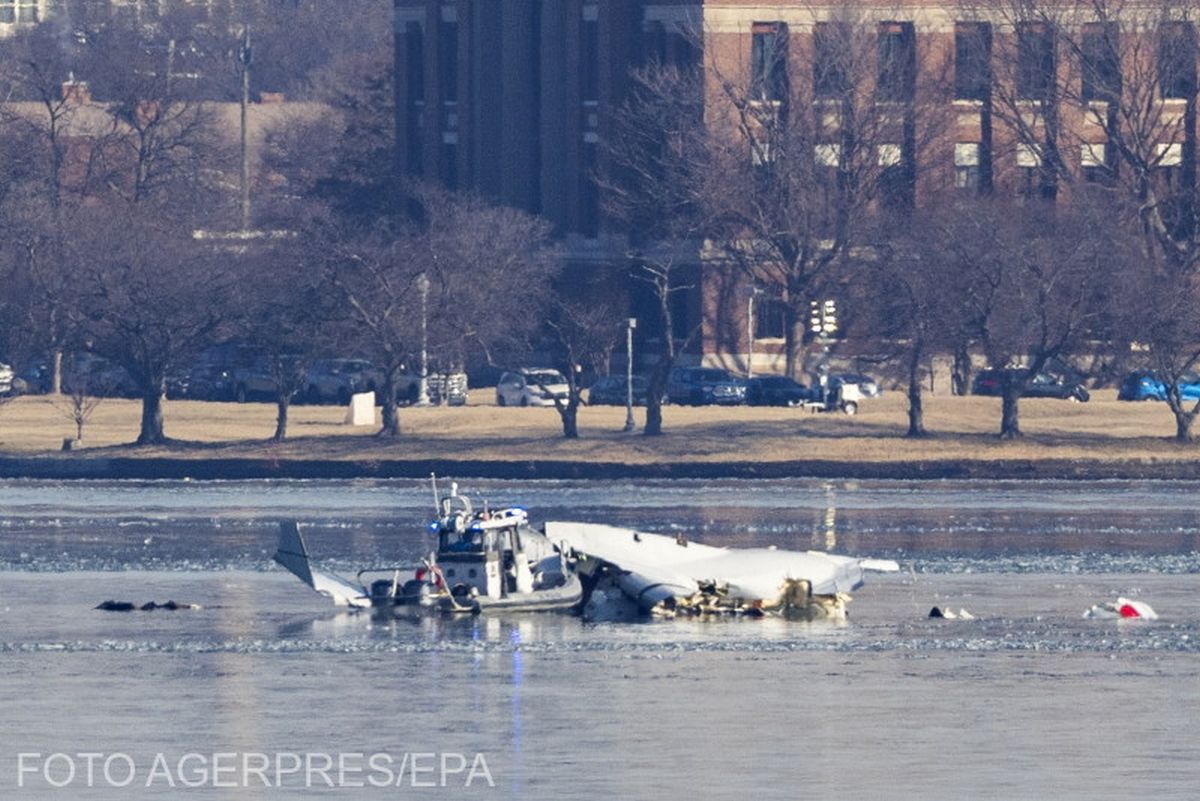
[623,317,637,432]
[746,285,763,379]
[417,272,431,406]
[238,26,252,232]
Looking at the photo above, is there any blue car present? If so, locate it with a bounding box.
[1117,370,1200,401]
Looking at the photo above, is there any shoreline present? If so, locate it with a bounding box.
[1,454,1197,481]
[3,392,1200,482]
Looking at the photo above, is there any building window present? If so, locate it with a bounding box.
[877,144,911,209]
[581,139,600,238]
[581,7,599,104]
[438,10,458,104]
[955,143,981,189]
[644,21,697,70]
[440,138,458,189]
[0,0,39,23]
[751,22,788,103]
[1082,23,1121,103]
[754,298,787,339]
[111,0,162,21]
[1156,143,1183,167]
[405,22,425,176]
[877,22,915,103]
[814,143,841,167]
[1017,22,1056,101]
[751,137,774,168]
[955,22,992,101]
[1081,143,1113,184]
[1159,22,1197,100]
[814,22,850,99]
[1155,143,1184,188]
[1016,143,1054,199]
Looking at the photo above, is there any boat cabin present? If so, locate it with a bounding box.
[434,504,535,600]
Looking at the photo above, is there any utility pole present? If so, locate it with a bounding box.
[623,318,637,432]
[417,272,431,406]
[746,285,763,379]
[239,26,253,231]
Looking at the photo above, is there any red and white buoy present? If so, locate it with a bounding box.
[1083,597,1158,620]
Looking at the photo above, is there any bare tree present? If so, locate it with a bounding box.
[939,197,1120,438]
[961,1,1200,438]
[857,208,972,437]
[70,208,238,445]
[57,378,104,445]
[602,62,708,436]
[233,235,331,442]
[323,188,553,437]
[539,273,627,439]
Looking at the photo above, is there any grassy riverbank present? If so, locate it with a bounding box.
[1,390,1197,479]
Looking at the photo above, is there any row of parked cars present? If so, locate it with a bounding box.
[970,369,1091,401]
[495,366,882,408]
[969,368,1200,403]
[2,348,468,406]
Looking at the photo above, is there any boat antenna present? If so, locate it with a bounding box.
[429,473,440,513]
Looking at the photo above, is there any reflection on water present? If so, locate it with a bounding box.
[1,478,1199,574]
[1,479,1199,799]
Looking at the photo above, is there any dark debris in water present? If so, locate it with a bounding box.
[95,600,202,612]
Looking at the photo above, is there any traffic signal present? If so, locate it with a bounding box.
[809,299,839,337]
[822,299,838,335]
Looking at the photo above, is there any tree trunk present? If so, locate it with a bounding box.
[378,376,401,437]
[1174,410,1195,443]
[951,344,970,396]
[785,308,806,380]
[906,347,926,438]
[1167,396,1196,443]
[643,352,672,437]
[1000,385,1022,439]
[644,400,663,437]
[273,398,290,442]
[136,390,166,445]
[561,401,579,439]
[52,349,63,395]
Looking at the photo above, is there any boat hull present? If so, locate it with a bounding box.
[378,573,583,616]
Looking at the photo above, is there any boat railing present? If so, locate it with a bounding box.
[355,565,421,586]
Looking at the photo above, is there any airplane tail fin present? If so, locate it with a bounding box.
[274,522,371,608]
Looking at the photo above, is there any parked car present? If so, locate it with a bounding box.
[831,372,882,398]
[1117,370,1200,402]
[496,369,570,407]
[303,359,385,406]
[62,353,139,398]
[744,375,812,407]
[167,364,236,401]
[588,375,649,406]
[666,367,746,406]
[17,361,53,394]
[972,369,1090,401]
[428,371,469,406]
[0,362,14,395]
[218,347,307,404]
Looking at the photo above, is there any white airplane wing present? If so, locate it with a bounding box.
[548,521,897,612]
[274,522,371,609]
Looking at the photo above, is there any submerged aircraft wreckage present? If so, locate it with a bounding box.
[273,482,900,620]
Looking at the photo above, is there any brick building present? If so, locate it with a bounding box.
[403,2,1192,371]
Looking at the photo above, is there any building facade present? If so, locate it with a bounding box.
[411,3,1193,370]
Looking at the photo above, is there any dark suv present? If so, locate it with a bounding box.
[972,369,1089,401]
[666,367,746,406]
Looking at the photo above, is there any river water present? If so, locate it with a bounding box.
[0,478,1197,800]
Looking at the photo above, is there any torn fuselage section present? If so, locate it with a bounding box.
[549,522,894,622]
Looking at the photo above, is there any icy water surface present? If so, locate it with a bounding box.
[1,478,1199,799]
